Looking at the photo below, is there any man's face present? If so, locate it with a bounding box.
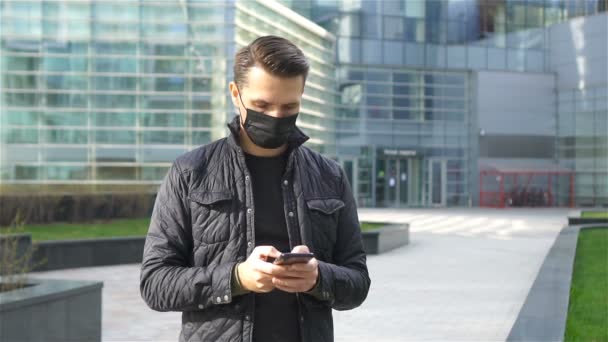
[230,66,304,121]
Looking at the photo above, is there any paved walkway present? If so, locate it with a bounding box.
[28,208,575,341]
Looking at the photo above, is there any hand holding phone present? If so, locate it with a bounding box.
[268,252,314,265]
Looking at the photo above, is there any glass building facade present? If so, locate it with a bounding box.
[280,0,606,207]
[0,0,336,194]
[1,0,606,207]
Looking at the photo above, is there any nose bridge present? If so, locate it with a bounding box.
[266,107,289,118]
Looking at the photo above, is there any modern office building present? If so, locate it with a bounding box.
[0,0,337,196]
[281,0,607,208]
[1,0,606,208]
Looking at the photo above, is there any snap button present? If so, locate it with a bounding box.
[245,175,250,181]
[247,241,252,247]
[224,294,229,301]
[283,180,288,186]
[198,304,204,309]
[245,315,250,320]
[288,211,294,218]
[247,208,252,214]
[216,297,221,303]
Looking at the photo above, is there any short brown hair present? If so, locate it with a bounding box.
[233,35,310,88]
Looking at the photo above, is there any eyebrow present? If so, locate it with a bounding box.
[251,99,299,107]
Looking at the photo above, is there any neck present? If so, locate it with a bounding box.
[239,123,287,157]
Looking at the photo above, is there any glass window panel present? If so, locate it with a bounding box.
[94,130,136,144]
[447,46,466,68]
[142,96,186,110]
[467,46,487,69]
[383,41,404,65]
[142,131,185,144]
[367,71,391,82]
[95,147,136,162]
[142,76,186,92]
[96,166,137,181]
[15,166,40,180]
[362,15,380,39]
[367,108,391,119]
[405,42,425,66]
[93,95,136,109]
[4,91,37,107]
[526,49,544,72]
[362,39,382,64]
[7,129,39,144]
[383,16,405,40]
[192,131,211,146]
[488,48,506,69]
[141,113,185,127]
[192,77,212,93]
[94,57,136,73]
[405,0,425,18]
[4,56,40,71]
[43,129,88,144]
[7,111,39,126]
[192,113,212,127]
[42,112,87,126]
[141,166,171,181]
[425,45,446,68]
[507,49,525,71]
[93,112,135,127]
[367,96,389,107]
[366,83,392,95]
[405,18,425,43]
[44,147,87,162]
[46,75,87,90]
[5,73,37,89]
[93,76,137,91]
[43,57,87,72]
[46,93,87,108]
[93,42,137,55]
[142,148,185,162]
[46,166,88,180]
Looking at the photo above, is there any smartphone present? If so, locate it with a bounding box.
[270,252,314,265]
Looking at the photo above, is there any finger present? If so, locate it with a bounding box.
[273,278,311,292]
[274,283,298,293]
[289,259,317,272]
[253,246,282,260]
[253,259,283,275]
[290,245,310,253]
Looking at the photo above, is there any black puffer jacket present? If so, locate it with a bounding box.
[140,116,371,342]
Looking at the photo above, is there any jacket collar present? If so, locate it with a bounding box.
[226,115,309,152]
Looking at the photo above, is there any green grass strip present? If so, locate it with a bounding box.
[564,228,608,342]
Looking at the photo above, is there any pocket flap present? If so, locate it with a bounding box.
[306,198,345,215]
[188,191,233,205]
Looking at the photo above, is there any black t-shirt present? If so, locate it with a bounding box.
[244,151,300,342]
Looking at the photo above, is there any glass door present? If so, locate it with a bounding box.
[430,159,447,206]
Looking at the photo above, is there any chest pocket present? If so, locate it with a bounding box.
[306,198,345,258]
[188,190,234,245]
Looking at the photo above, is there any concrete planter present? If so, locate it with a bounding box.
[361,223,410,255]
[567,217,608,225]
[0,277,103,342]
[32,236,145,272]
[507,225,607,342]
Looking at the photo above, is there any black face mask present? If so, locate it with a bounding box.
[235,84,299,149]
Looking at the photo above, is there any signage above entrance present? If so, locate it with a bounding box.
[382,149,417,157]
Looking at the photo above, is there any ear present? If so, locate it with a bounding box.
[228,81,241,109]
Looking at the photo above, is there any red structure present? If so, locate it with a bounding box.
[480,168,574,208]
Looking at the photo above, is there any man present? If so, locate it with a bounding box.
[140,35,370,342]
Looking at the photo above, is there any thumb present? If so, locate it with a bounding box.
[253,245,282,261]
[291,245,310,253]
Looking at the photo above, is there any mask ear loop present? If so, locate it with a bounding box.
[235,82,246,127]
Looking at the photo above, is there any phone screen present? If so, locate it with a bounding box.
[271,252,314,265]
